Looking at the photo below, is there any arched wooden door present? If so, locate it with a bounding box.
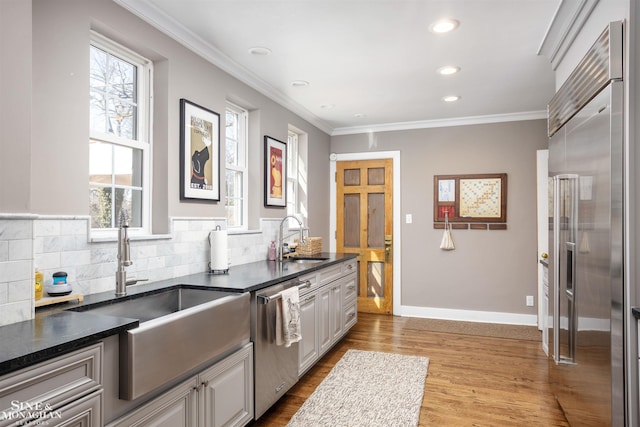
[336,159,393,314]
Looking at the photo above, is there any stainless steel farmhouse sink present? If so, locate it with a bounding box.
[287,256,329,264]
[69,286,250,400]
[72,287,227,322]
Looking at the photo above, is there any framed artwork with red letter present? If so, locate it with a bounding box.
[264,136,287,207]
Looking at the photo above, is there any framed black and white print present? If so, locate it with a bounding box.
[264,136,287,207]
[179,99,220,201]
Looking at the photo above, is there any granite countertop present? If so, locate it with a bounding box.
[0,253,356,376]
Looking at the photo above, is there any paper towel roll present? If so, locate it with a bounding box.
[209,229,229,271]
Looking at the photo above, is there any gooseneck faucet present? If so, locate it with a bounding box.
[115,209,133,296]
[278,215,305,262]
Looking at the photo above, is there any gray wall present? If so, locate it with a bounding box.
[332,120,548,316]
[7,0,331,241]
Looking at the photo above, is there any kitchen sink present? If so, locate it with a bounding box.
[69,286,250,400]
[288,256,329,264]
[70,287,230,322]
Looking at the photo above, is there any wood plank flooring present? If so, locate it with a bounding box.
[253,312,569,426]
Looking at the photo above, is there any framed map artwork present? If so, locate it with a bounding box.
[433,173,507,227]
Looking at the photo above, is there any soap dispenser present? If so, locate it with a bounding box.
[268,241,276,261]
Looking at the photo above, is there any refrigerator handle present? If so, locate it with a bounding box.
[564,242,577,364]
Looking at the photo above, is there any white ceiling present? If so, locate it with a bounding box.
[117,0,560,135]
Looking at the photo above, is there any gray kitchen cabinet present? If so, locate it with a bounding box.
[199,342,253,427]
[298,291,319,375]
[0,343,103,427]
[298,259,358,376]
[343,273,358,331]
[106,377,196,427]
[107,343,253,427]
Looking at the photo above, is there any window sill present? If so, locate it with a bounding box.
[90,233,173,243]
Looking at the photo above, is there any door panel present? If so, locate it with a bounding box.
[336,159,393,314]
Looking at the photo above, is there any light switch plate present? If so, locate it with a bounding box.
[406,214,413,224]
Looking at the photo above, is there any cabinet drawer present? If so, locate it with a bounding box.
[342,259,357,275]
[342,273,357,302]
[344,301,357,330]
[317,263,344,287]
[0,343,102,427]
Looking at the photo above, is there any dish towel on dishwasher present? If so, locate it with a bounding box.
[276,287,301,347]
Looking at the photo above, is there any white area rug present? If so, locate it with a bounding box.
[287,349,429,427]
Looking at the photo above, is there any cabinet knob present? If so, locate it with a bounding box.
[541,252,548,259]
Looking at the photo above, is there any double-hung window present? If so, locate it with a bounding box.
[287,130,299,221]
[89,33,152,232]
[225,103,248,229]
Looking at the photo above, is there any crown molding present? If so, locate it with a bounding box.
[115,0,334,135]
[537,0,599,70]
[330,110,547,136]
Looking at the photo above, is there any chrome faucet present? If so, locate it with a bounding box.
[278,216,305,262]
[115,209,133,296]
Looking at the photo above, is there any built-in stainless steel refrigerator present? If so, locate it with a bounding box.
[547,21,624,426]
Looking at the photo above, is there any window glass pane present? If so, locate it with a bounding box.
[90,45,138,140]
[367,261,385,298]
[89,92,108,134]
[113,145,143,187]
[89,140,113,183]
[226,111,237,140]
[89,185,112,228]
[108,98,136,139]
[226,137,238,166]
[115,188,142,228]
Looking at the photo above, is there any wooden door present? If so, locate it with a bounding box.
[336,159,393,314]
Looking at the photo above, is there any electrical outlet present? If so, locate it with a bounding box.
[406,214,413,224]
[526,295,534,307]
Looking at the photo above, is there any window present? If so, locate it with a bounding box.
[225,103,248,228]
[286,128,308,228]
[89,33,152,231]
[287,131,299,221]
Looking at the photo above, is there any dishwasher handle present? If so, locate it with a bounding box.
[257,280,312,304]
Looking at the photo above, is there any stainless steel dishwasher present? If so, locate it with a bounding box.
[252,277,311,419]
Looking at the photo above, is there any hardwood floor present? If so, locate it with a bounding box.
[253,312,569,426]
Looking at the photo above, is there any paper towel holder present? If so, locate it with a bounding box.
[208,225,230,275]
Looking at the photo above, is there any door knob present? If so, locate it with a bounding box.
[385,235,392,262]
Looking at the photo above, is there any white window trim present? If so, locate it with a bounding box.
[89,31,153,237]
[287,130,300,228]
[225,102,248,230]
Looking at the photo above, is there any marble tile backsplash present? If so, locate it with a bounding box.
[0,216,283,326]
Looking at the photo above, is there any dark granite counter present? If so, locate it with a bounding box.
[0,253,356,376]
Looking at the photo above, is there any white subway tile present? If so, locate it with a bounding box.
[0,220,33,240]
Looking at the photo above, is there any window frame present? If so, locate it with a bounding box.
[287,130,300,227]
[89,32,153,237]
[225,102,248,230]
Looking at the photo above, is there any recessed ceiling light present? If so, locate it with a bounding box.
[437,65,461,76]
[354,113,366,118]
[290,80,310,87]
[321,104,335,109]
[248,46,272,56]
[443,95,461,102]
[430,19,459,34]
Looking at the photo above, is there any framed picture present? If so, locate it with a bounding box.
[179,99,220,201]
[433,173,507,223]
[264,136,287,207]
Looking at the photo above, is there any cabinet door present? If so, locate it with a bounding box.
[199,343,253,427]
[318,286,332,355]
[37,390,102,427]
[330,284,343,342]
[298,292,319,376]
[106,378,197,427]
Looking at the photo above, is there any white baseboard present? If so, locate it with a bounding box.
[397,305,538,326]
